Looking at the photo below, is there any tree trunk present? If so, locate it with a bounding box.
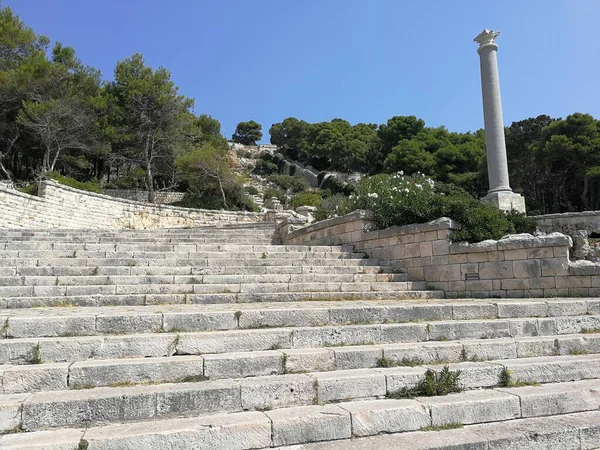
[0,158,12,180]
[146,165,155,203]
[581,175,589,210]
[216,173,227,208]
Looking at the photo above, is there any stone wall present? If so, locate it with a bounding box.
[283,210,600,298]
[534,211,600,235]
[0,180,264,229]
[103,189,185,204]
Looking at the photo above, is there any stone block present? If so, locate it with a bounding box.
[462,338,517,361]
[501,279,530,290]
[452,303,497,320]
[381,341,463,365]
[375,366,423,393]
[547,300,588,317]
[555,276,591,289]
[312,369,386,402]
[503,249,528,260]
[7,316,96,339]
[380,323,428,343]
[428,320,510,341]
[266,404,351,446]
[478,261,514,279]
[284,348,334,374]
[340,399,430,436]
[3,363,68,394]
[0,394,27,433]
[332,346,382,370]
[425,389,520,426]
[427,362,502,389]
[293,325,380,348]
[204,351,283,379]
[419,241,433,257]
[513,259,542,278]
[178,329,291,355]
[541,258,569,277]
[497,301,548,318]
[240,374,315,410]
[162,311,237,332]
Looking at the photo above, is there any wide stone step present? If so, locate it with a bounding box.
[1,343,598,394]
[1,377,598,433]
[0,243,352,253]
[3,408,599,449]
[1,289,439,309]
[0,299,597,337]
[0,280,423,298]
[0,264,392,277]
[0,257,383,268]
[0,250,367,260]
[0,272,407,287]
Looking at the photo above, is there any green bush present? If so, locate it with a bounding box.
[340,173,520,243]
[314,194,348,221]
[253,159,279,176]
[267,174,309,193]
[102,182,118,190]
[46,172,102,194]
[262,187,285,203]
[244,185,259,195]
[290,192,323,209]
[505,210,538,234]
[19,184,38,195]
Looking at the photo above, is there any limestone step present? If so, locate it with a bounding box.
[0,272,407,287]
[2,408,598,449]
[0,257,383,268]
[0,298,597,337]
[1,377,598,433]
[0,281,424,299]
[0,290,440,309]
[0,264,393,277]
[1,341,598,394]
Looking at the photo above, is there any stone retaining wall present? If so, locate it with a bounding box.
[0,181,264,229]
[534,211,600,235]
[103,189,185,204]
[283,211,600,298]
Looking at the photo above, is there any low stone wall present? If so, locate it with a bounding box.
[0,181,264,229]
[534,211,600,235]
[283,211,600,298]
[103,189,185,204]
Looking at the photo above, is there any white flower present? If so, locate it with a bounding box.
[368,193,378,199]
[399,170,404,176]
[403,188,410,193]
[415,184,423,190]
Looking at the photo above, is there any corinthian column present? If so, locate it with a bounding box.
[474,29,525,213]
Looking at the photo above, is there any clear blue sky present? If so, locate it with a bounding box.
[5,0,600,142]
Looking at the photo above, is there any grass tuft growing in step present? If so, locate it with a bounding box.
[178,374,209,383]
[498,367,540,388]
[581,328,600,334]
[27,343,42,364]
[387,366,461,399]
[420,422,464,432]
[377,356,425,368]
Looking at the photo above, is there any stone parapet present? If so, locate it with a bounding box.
[533,211,600,235]
[281,211,600,298]
[0,180,264,229]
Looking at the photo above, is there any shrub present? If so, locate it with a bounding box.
[46,172,102,194]
[244,185,259,195]
[262,187,285,203]
[340,173,519,243]
[388,366,461,399]
[314,194,348,221]
[505,210,538,234]
[267,174,310,193]
[19,184,38,195]
[290,192,323,209]
[102,182,118,190]
[253,159,279,176]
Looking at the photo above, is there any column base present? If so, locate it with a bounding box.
[481,191,526,213]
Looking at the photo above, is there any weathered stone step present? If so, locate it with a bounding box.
[0,280,422,298]
[3,408,599,449]
[0,272,407,287]
[1,345,598,395]
[0,250,367,260]
[0,243,352,253]
[0,299,597,337]
[0,310,596,365]
[0,264,391,277]
[2,377,598,433]
[0,256,383,268]
[1,289,440,309]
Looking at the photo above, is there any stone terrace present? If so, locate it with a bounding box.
[0,224,599,449]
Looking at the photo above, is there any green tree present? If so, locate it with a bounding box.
[232,120,262,145]
[108,53,193,202]
[269,117,309,160]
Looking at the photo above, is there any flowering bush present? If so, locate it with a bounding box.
[339,173,533,243]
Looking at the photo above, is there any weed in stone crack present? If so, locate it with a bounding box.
[260,252,268,259]
[498,367,540,387]
[570,348,590,355]
[234,310,242,322]
[376,356,425,368]
[270,343,282,350]
[7,425,23,434]
[437,335,449,342]
[71,250,77,258]
[54,276,59,286]
[168,333,181,354]
[581,328,600,334]
[92,266,100,275]
[420,423,464,432]
[27,343,42,364]
[72,383,95,390]
[126,261,137,267]
[50,300,74,307]
[281,352,289,373]
[78,437,89,450]
[1,318,8,337]
[387,366,461,399]
[109,381,136,388]
[183,294,189,304]
[177,374,209,383]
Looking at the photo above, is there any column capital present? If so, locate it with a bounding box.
[474,29,500,52]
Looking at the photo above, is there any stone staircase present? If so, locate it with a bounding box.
[0,224,598,449]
